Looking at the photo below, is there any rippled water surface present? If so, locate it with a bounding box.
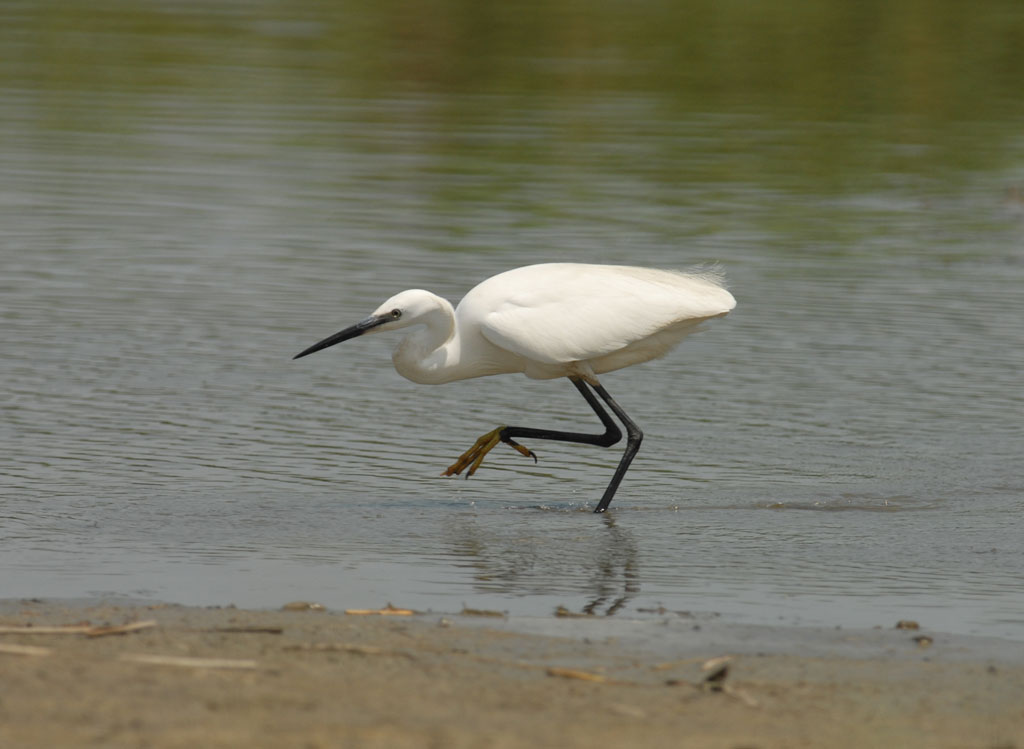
[3,1,1024,638]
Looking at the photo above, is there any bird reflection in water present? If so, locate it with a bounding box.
[443,510,640,616]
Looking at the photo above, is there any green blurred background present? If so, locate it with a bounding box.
[8,0,1024,195]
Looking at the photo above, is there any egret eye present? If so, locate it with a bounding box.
[390,308,402,319]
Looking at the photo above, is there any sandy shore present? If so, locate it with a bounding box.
[1,599,1022,748]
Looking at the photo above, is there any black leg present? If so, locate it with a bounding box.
[443,376,642,514]
[442,377,622,478]
[588,383,643,513]
[502,378,642,514]
[498,377,622,450]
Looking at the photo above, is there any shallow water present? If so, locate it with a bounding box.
[3,1,1024,639]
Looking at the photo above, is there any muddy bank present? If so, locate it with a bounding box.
[1,600,1021,748]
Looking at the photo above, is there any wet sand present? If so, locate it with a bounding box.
[1,600,1022,748]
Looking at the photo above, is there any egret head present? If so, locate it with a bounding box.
[369,289,443,330]
[292,289,442,360]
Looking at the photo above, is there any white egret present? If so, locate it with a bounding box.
[294,263,736,513]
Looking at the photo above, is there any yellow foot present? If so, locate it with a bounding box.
[442,427,537,478]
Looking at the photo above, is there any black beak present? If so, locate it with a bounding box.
[293,314,391,360]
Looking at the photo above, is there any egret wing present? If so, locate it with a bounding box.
[475,264,734,365]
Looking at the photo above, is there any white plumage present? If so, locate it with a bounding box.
[369,263,735,384]
[294,262,736,513]
[472,264,734,374]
